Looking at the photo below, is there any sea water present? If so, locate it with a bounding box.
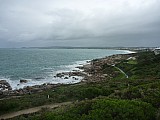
[0,48,132,89]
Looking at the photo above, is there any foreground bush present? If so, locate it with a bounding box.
[20,99,156,120]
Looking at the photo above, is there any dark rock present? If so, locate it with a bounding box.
[76,66,84,69]
[56,73,64,78]
[64,77,69,79]
[0,80,12,91]
[20,79,28,83]
[87,60,90,63]
[0,80,7,84]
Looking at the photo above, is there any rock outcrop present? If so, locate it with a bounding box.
[0,80,12,91]
[20,79,28,83]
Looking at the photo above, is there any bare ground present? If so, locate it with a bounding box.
[0,101,72,120]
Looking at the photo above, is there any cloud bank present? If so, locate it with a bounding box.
[0,0,160,47]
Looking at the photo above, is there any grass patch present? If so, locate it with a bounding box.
[127,59,137,64]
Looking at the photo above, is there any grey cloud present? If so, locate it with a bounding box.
[0,0,160,47]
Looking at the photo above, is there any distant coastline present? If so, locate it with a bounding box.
[21,46,157,50]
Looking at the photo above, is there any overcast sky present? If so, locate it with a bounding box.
[0,0,160,48]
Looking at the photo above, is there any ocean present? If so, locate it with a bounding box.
[0,48,131,89]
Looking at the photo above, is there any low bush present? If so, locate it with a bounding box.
[25,99,156,120]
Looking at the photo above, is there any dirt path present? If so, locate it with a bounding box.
[0,101,72,120]
[113,65,128,78]
[0,96,22,101]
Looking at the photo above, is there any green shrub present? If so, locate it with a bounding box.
[0,101,19,114]
[33,99,156,120]
[113,82,160,108]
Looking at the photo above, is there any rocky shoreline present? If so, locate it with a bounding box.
[0,53,136,99]
[82,53,136,82]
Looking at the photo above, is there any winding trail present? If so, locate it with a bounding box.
[0,101,72,120]
[112,65,128,78]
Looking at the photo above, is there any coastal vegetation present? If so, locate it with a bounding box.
[116,51,160,79]
[0,51,160,119]
[12,99,156,120]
